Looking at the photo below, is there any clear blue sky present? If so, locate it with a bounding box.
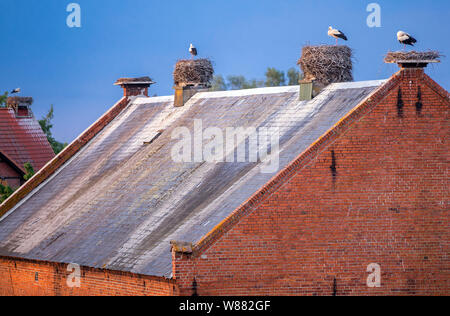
[1,0,449,143]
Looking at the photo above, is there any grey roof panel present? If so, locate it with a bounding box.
[0,81,386,277]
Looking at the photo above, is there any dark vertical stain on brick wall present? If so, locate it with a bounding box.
[330,150,337,184]
[332,277,337,296]
[192,278,198,296]
[53,266,59,296]
[397,88,404,118]
[415,86,423,115]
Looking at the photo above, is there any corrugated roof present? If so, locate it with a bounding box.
[0,80,386,277]
[0,108,55,171]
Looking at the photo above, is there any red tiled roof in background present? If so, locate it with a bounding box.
[0,108,55,172]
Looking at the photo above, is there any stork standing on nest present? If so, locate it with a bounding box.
[397,31,417,50]
[328,26,348,45]
[189,44,198,60]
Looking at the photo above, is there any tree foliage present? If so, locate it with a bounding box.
[210,67,302,91]
[210,75,228,92]
[0,91,8,108]
[265,68,285,87]
[0,183,14,203]
[226,76,247,90]
[287,68,302,85]
[23,162,35,181]
[39,105,68,154]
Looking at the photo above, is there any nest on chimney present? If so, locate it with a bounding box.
[7,97,33,105]
[384,51,442,63]
[173,59,214,87]
[297,45,353,85]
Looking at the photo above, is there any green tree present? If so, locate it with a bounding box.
[212,66,302,91]
[265,68,285,87]
[287,68,302,85]
[0,91,8,108]
[243,79,264,89]
[227,75,248,90]
[23,162,35,181]
[225,76,264,90]
[210,75,228,91]
[39,105,68,155]
[0,183,14,203]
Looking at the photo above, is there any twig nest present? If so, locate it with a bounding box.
[384,51,441,63]
[7,97,33,106]
[173,59,214,87]
[297,45,353,85]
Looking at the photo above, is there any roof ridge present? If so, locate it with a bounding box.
[189,73,402,257]
[192,86,299,99]
[132,80,389,103]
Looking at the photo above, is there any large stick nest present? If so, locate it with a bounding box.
[173,59,214,87]
[297,45,353,85]
[7,97,33,105]
[384,51,442,63]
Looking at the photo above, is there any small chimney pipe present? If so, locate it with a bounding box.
[114,77,155,97]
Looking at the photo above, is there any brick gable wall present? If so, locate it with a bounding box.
[173,69,449,296]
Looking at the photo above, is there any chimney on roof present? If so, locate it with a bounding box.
[173,59,214,107]
[384,51,441,69]
[114,77,155,97]
[297,45,353,101]
[6,97,33,118]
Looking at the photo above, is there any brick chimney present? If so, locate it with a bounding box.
[6,97,33,118]
[114,77,155,97]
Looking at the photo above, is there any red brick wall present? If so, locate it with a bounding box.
[0,256,178,296]
[0,161,22,189]
[173,69,450,296]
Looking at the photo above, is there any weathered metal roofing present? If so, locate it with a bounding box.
[0,80,386,277]
[0,108,55,171]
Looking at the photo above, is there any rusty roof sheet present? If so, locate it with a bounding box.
[0,80,386,277]
[0,108,55,171]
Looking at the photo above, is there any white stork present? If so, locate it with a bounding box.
[189,44,198,59]
[397,31,417,49]
[328,26,348,45]
[10,88,20,94]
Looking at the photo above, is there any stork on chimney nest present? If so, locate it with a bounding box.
[328,26,348,45]
[397,31,417,50]
[189,44,198,60]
